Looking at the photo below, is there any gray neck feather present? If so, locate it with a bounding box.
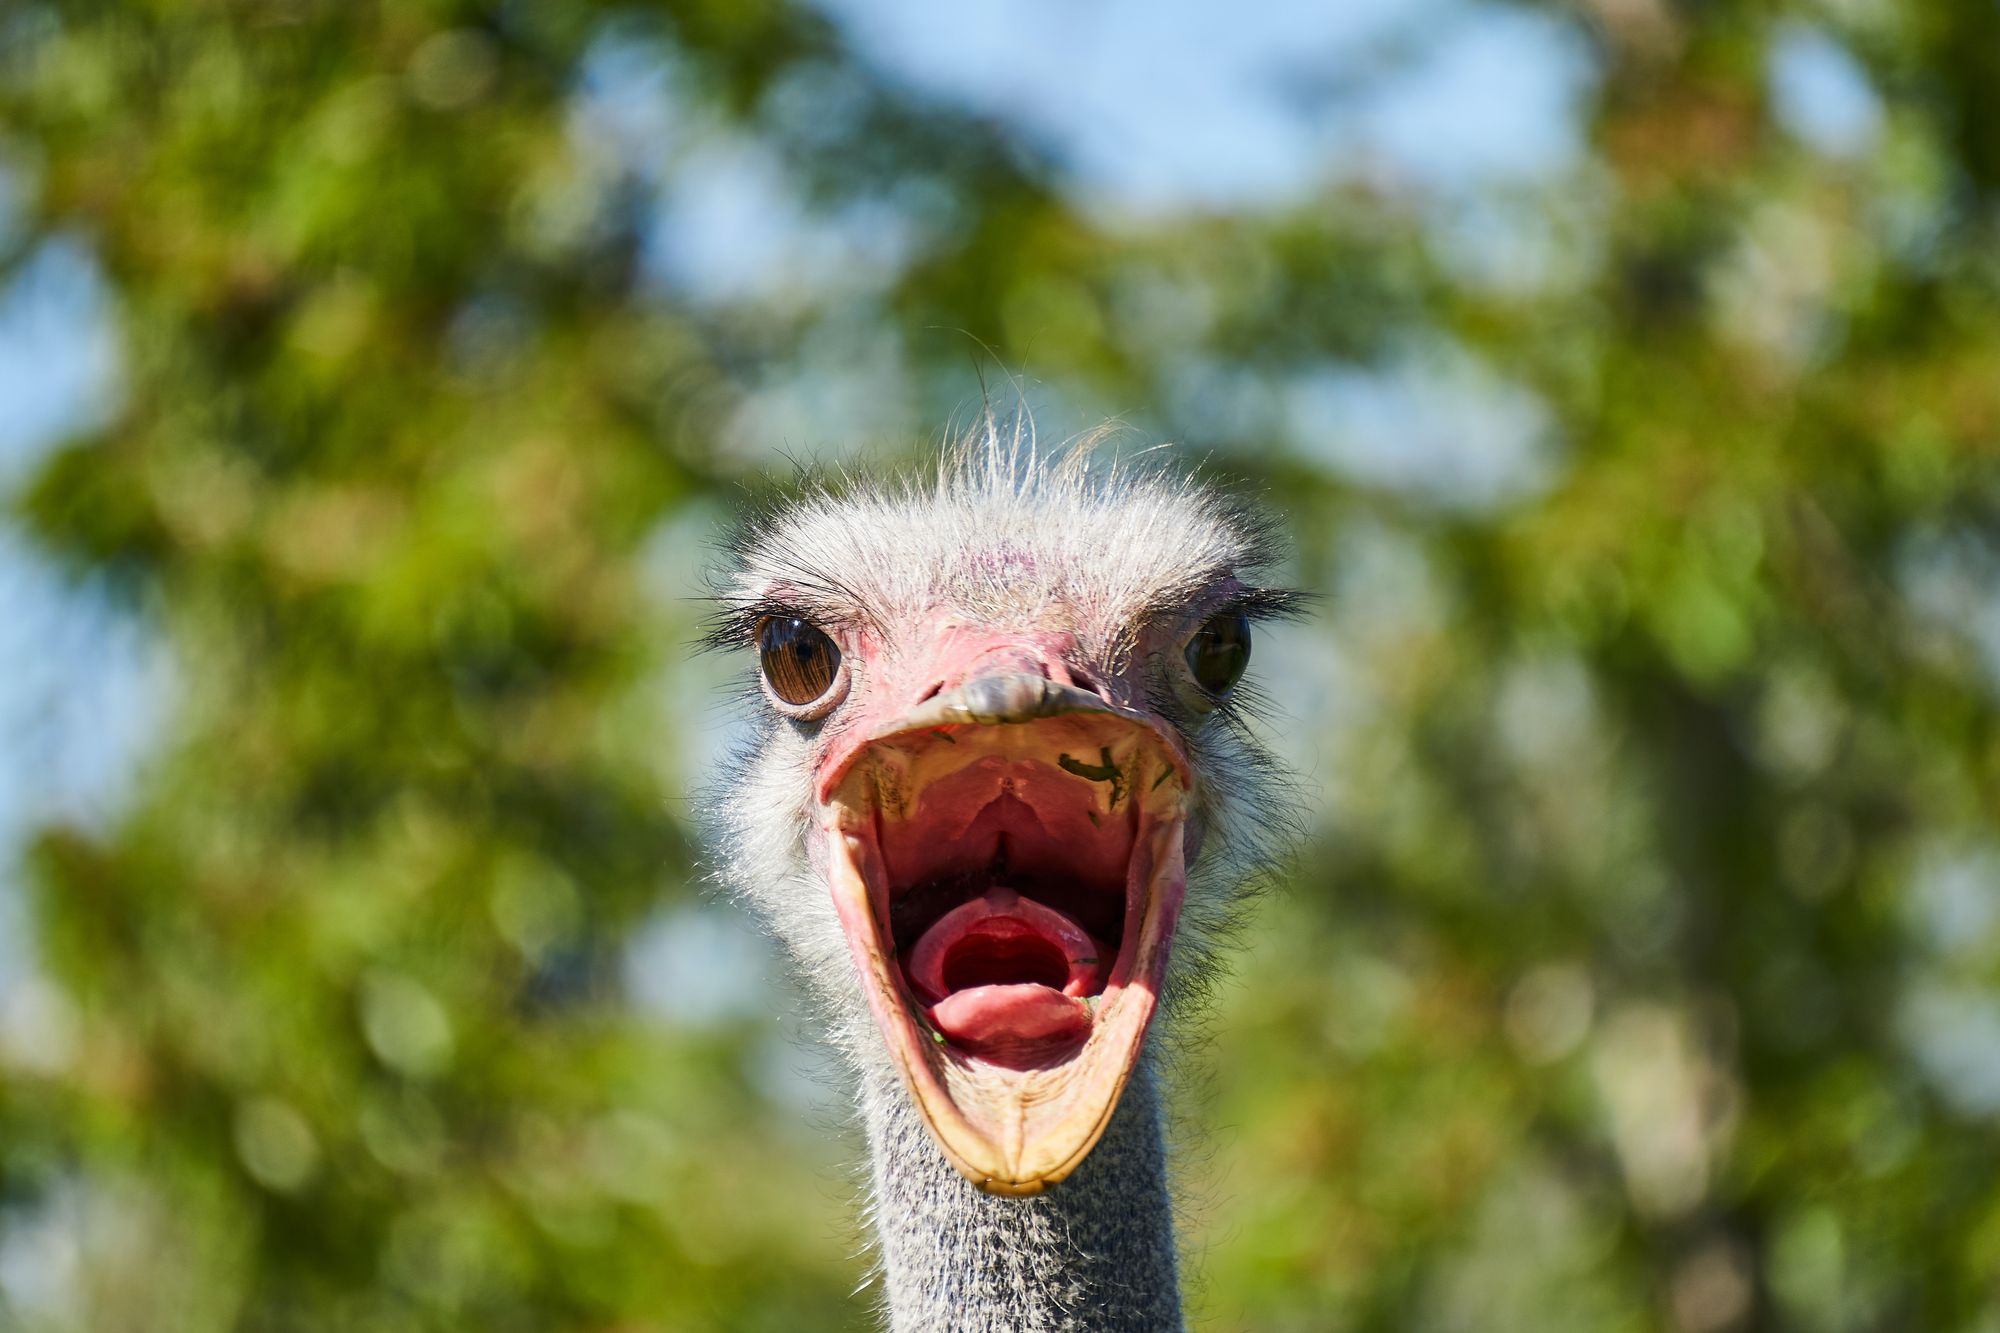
[860,1062,1182,1333]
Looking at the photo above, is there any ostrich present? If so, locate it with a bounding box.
[705,424,1300,1331]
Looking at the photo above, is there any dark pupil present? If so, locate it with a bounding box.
[1186,608,1251,695]
[760,617,839,705]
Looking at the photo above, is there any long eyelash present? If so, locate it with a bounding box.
[1207,673,1280,739]
[1235,586,1314,623]
[1146,575,1311,632]
[699,550,881,656]
[698,597,813,653]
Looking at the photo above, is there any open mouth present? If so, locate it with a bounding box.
[821,686,1189,1195]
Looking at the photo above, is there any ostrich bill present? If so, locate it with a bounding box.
[820,660,1192,1197]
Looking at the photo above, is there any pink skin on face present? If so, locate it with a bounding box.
[813,625,1109,804]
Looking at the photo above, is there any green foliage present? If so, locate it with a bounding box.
[2,1,1998,1331]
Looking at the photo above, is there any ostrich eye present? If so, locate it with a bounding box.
[1184,607,1251,697]
[758,616,841,707]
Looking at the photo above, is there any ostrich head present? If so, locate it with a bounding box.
[707,427,1298,1198]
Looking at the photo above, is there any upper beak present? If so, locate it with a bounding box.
[817,672,1181,803]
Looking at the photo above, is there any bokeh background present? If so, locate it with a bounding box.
[2,0,1998,1329]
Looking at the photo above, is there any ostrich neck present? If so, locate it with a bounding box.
[861,1060,1182,1333]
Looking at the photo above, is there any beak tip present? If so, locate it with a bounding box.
[934,673,1098,728]
[956,672,1047,723]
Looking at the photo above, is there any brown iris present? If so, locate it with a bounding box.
[1184,607,1250,696]
[759,616,841,706]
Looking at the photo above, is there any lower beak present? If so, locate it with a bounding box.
[828,810,1186,1193]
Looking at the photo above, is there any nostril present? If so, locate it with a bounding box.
[1066,670,1107,700]
[916,681,944,703]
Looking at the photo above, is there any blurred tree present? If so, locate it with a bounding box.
[0,1,1996,1331]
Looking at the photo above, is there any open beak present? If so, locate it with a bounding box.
[819,675,1191,1195]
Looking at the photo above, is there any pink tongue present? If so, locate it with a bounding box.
[907,888,1107,1053]
[931,985,1090,1052]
